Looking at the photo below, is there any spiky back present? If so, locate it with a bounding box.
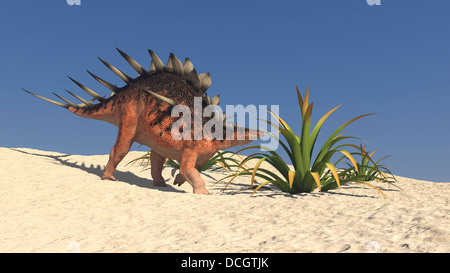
[22,48,228,132]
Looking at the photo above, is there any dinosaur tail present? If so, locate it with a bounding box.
[21,48,154,122]
[21,87,116,121]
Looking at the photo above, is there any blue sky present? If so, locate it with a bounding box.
[1,0,449,182]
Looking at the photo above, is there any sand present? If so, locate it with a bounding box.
[0,147,449,253]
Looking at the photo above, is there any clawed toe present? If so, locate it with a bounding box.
[102,175,117,181]
[173,174,185,187]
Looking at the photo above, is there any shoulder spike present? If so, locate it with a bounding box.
[86,70,118,93]
[116,48,147,75]
[165,54,174,72]
[210,94,220,105]
[22,88,68,108]
[98,57,133,83]
[149,61,156,73]
[199,72,212,93]
[65,89,93,107]
[67,76,106,102]
[189,69,201,92]
[183,57,193,78]
[148,50,165,72]
[143,88,178,106]
[204,93,211,105]
[170,53,183,76]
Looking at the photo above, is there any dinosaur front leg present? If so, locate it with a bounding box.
[102,109,137,181]
[179,149,209,194]
[150,150,167,187]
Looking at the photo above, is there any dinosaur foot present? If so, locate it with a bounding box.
[173,174,186,187]
[153,180,167,187]
[102,175,117,181]
[193,188,209,195]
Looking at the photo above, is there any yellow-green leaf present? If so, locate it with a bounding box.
[216,161,227,170]
[315,105,341,133]
[340,150,359,174]
[304,102,314,124]
[251,157,269,189]
[326,162,340,189]
[268,110,289,130]
[250,181,272,196]
[311,172,321,192]
[359,181,388,199]
[296,86,304,114]
[303,86,310,117]
[288,170,296,189]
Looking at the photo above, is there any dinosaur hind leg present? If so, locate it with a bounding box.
[150,150,167,187]
[178,149,209,194]
[173,155,212,187]
[102,109,137,181]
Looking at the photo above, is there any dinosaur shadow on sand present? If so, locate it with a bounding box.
[9,148,184,193]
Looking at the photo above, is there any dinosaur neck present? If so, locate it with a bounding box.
[214,127,262,150]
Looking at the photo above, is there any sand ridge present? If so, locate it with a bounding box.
[0,147,449,252]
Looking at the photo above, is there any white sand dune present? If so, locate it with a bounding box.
[0,147,449,253]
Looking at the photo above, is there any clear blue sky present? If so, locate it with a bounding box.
[1,0,449,182]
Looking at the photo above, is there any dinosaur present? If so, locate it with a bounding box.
[22,48,262,194]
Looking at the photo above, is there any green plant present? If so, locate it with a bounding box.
[221,86,393,197]
[337,144,396,183]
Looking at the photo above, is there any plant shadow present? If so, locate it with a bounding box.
[9,148,184,193]
[208,173,397,199]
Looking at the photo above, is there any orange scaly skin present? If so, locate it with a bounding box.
[24,49,262,194]
[66,69,259,195]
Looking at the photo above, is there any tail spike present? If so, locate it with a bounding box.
[52,92,80,109]
[22,88,68,108]
[65,89,93,107]
[67,76,106,102]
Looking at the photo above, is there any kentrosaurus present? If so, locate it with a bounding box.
[23,48,261,194]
